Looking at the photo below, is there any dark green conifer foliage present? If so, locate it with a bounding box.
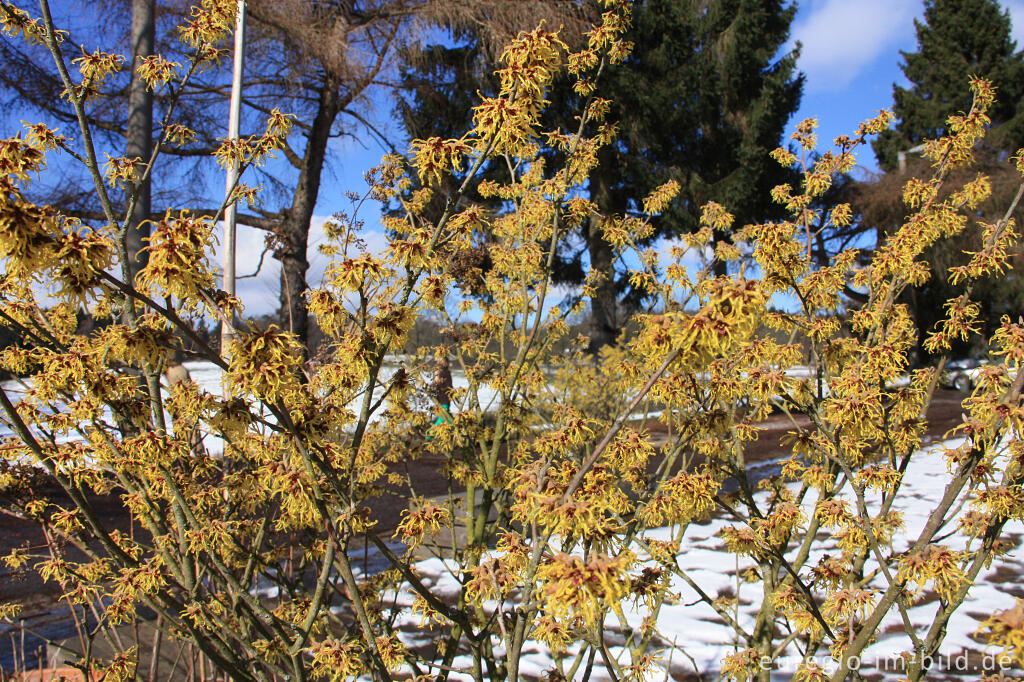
[596,0,802,240]
[873,0,1024,170]
[395,0,803,350]
[571,0,803,349]
[859,0,1024,360]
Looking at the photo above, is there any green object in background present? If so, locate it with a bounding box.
[427,404,451,440]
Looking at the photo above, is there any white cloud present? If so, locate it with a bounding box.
[207,222,279,317]
[792,0,919,92]
[1005,1,1024,46]
[209,216,391,318]
[793,0,1024,94]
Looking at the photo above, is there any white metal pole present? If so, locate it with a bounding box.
[221,0,245,355]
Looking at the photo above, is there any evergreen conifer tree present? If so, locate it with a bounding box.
[858,0,1024,361]
[873,0,1024,171]
[581,0,802,349]
[395,0,803,351]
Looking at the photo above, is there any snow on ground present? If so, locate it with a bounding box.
[2,363,1020,678]
[382,438,1024,680]
[0,360,500,457]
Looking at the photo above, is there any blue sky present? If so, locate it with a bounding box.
[788,0,1024,175]
[13,2,1024,316]
[323,1,1024,205]
[225,0,1024,315]
[311,0,1024,205]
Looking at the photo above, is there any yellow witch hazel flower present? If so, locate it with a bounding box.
[52,225,115,305]
[137,54,180,91]
[393,498,451,550]
[535,550,636,628]
[0,4,52,45]
[633,275,765,370]
[179,0,237,48]
[102,154,144,188]
[642,179,680,215]
[226,326,304,403]
[720,649,766,682]
[72,49,124,102]
[136,211,217,307]
[497,26,567,93]
[6,0,1024,677]
[409,136,472,186]
[532,615,575,653]
[897,545,968,602]
[978,599,1024,667]
[639,470,719,526]
[468,26,569,156]
[308,639,365,681]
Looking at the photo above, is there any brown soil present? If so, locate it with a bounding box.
[0,388,975,672]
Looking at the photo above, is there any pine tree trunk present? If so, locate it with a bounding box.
[125,0,154,280]
[712,234,728,278]
[587,162,619,354]
[275,75,340,359]
[586,215,617,354]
